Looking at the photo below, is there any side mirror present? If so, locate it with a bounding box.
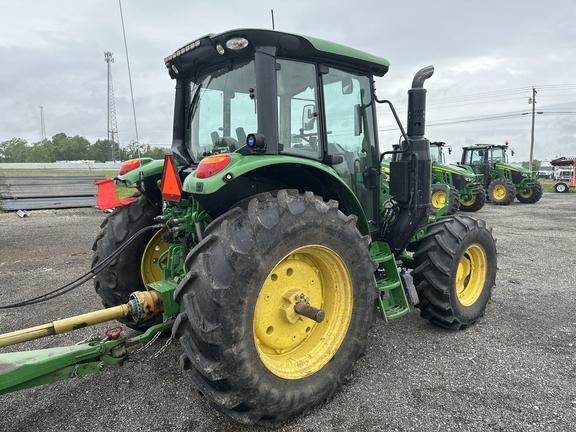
[511,149,515,156]
[354,104,362,136]
[447,145,452,155]
[302,104,316,131]
[342,77,353,95]
[363,167,380,190]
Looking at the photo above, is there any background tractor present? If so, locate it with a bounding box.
[460,143,543,205]
[381,140,484,215]
[1,29,497,427]
[429,141,486,213]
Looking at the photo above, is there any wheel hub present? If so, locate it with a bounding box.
[140,229,169,285]
[493,184,507,200]
[460,194,476,206]
[519,188,533,198]
[253,246,353,379]
[432,191,446,208]
[456,244,486,306]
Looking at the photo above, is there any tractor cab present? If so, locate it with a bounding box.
[164,29,387,234]
[430,141,451,164]
[460,144,511,180]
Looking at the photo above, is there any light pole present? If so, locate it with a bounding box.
[527,88,537,173]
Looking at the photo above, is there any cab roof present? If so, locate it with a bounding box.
[165,28,390,78]
[463,144,509,150]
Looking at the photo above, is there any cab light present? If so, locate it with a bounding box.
[161,155,183,201]
[119,158,141,175]
[196,154,231,179]
[226,37,249,51]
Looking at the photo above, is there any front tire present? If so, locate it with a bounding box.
[555,182,568,193]
[488,178,516,205]
[92,194,167,330]
[459,186,486,212]
[412,215,497,330]
[516,181,543,203]
[173,190,376,426]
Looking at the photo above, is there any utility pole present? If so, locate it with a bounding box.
[104,51,119,162]
[39,106,46,143]
[528,87,537,173]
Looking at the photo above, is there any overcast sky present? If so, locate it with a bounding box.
[1,0,575,163]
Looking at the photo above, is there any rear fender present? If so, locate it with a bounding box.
[117,158,166,186]
[182,153,370,235]
[114,158,167,209]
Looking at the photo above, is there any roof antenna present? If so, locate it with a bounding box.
[271,9,275,29]
[118,0,140,157]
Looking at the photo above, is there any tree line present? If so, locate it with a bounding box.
[0,133,169,163]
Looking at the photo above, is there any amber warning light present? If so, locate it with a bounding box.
[161,155,183,201]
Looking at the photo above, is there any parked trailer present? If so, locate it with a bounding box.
[550,157,576,193]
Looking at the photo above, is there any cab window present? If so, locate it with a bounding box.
[276,59,321,160]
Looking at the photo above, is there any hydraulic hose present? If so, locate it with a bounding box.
[0,223,164,309]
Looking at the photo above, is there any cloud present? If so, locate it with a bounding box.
[0,0,574,161]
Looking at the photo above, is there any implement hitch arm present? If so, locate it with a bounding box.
[0,320,173,395]
[0,290,171,395]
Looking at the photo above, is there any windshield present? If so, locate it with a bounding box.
[430,145,442,163]
[187,60,257,161]
[491,147,505,163]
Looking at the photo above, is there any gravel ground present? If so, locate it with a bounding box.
[1,193,575,431]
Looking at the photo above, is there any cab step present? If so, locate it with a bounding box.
[371,241,410,322]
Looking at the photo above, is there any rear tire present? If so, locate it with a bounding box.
[516,181,543,203]
[173,190,376,426]
[488,178,515,205]
[92,194,167,330]
[412,215,497,330]
[459,186,486,212]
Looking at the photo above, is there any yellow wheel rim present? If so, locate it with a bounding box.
[254,246,353,379]
[492,184,507,200]
[431,191,446,209]
[460,194,476,206]
[519,188,533,198]
[456,244,486,306]
[140,229,169,285]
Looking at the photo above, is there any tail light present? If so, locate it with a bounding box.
[119,158,142,175]
[196,154,231,179]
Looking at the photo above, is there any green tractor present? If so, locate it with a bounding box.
[460,143,543,205]
[1,29,497,427]
[430,141,486,213]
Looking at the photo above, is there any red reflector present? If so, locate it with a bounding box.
[161,155,183,201]
[196,154,231,179]
[119,158,142,176]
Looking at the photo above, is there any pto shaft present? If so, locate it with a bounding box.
[0,291,163,348]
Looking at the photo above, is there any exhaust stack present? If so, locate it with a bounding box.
[386,66,434,256]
